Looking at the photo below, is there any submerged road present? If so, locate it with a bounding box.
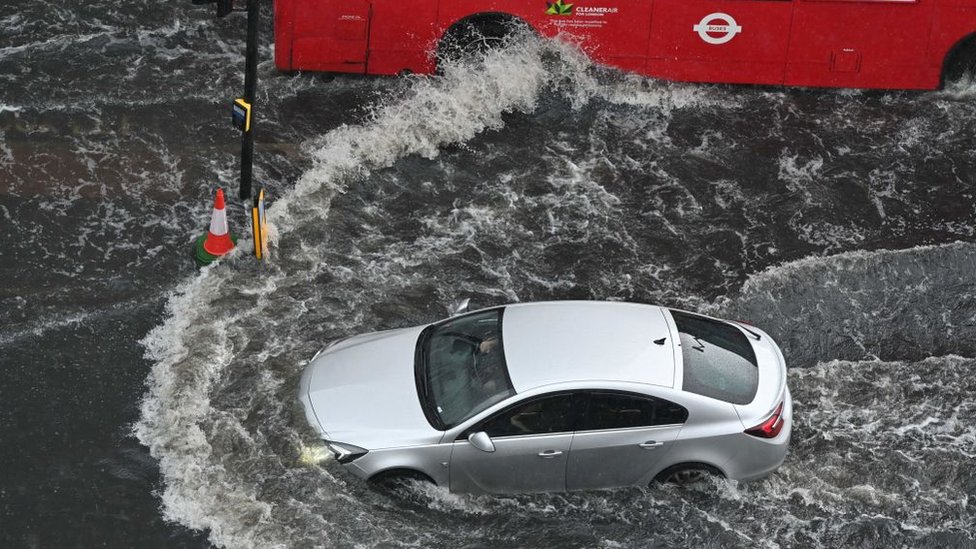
[2,1,975,547]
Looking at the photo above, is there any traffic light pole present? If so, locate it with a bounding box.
[191,0,268,261]
[239,0,258,201]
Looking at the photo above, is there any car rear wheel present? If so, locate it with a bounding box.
[654,463,724,486]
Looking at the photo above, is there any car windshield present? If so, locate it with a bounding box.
[671,310,758,405]
[415,309,515,429]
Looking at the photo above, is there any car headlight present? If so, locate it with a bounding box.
[326,441,368,464]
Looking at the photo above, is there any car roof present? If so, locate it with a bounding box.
[500,301,676,393]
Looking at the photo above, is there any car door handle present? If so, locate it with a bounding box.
[639,441,664,450]
[537,450,563,458]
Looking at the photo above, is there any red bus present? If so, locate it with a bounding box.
[273,0,976,90]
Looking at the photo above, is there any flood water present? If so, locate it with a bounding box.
[2,1,975,547]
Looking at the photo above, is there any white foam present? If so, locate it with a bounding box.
[777,152,824,197]
[938,73,976,100]
[273,36,721,234]
[0,32,108,59]
[736,241,974,298]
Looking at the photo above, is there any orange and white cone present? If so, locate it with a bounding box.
[193,188,237,265]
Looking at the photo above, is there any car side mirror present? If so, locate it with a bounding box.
[468,431,495,453]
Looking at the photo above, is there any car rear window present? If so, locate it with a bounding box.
[670,310,758,405]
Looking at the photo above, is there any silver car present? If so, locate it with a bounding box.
[298,301,791,494]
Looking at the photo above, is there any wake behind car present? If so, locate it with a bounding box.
[298,301,791,494]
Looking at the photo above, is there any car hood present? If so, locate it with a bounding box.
[300,326,442,450]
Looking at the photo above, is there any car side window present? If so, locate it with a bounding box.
[476,393,576,438]
[580,392,688,431]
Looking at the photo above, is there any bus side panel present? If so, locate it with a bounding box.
[536,0,653,71]
[927,5,976,84]
[785,0,937,90]
[274,0,295,71]
[367,0,440,75]
[289,0,371,73]
[436,1,653,74]
[647,1,794,86]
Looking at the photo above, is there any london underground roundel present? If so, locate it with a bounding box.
[693,13,742,45]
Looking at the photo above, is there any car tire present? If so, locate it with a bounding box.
[653,463,724,486]
[367,469,435,493]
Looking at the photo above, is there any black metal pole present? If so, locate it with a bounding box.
[240,0,259,201]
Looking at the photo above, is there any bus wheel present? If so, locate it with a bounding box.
[437,15,527,68]
[943,35,976,86]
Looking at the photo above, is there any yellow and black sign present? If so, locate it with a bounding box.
[232,98,252,132]
[252,188,269,260]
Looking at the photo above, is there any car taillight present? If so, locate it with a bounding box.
[745,401,785,439]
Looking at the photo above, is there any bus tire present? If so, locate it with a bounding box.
[437,14,527,68]
[942,33,976,87]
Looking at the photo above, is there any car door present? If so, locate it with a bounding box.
[566,391,688,491]
[648,0,795,85]
[450,392,579,494]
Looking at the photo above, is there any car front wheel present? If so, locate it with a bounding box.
[654,463,724,486]
[368,469,435,492]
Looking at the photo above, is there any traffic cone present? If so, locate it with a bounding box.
[193,188,237,266]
